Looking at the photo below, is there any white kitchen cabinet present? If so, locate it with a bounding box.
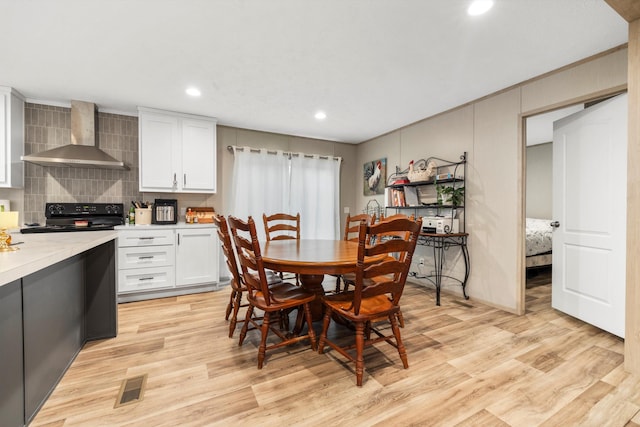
[0,86,24,188]
[117,228,175,299]
[138,107,216,193]
[116,224,219,302]
[175,226,219,287]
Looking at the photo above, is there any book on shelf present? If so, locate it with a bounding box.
[403,186,419,206]
[387,188,405,207]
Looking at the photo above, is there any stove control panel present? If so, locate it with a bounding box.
[45,203,124,218]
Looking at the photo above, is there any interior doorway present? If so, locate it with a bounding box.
[523,104,583,307]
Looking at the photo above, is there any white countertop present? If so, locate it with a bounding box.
[0,230,118,287]
[115,222,216,230]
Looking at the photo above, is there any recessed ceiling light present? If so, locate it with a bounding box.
[467,0,493,16]
[315,111,327,120]
[186,87,201,97]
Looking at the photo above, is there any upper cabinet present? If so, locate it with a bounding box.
[138,107,217,193]
[0,87,24,188]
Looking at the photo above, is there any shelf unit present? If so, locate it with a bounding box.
[385,152,466,233]
[385,153,469,305]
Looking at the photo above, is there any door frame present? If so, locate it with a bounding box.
[518,87,627,314]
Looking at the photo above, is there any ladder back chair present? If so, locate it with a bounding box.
[334,212,376,293]
[215,214,284,338]
[213,214,248,338]
[263,212,301,241]
[318,215,422,386]
[263,212,301,284]
[228,215,317,369]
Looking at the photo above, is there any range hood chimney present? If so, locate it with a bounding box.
[21,100,128,170]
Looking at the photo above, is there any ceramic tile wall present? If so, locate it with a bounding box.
[23,103,141,225]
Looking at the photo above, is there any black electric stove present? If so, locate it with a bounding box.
[21,202,125,234]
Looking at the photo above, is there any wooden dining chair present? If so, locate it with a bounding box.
[334,212,376,293]
[215,214,285,338]
[263,212,301,285]
[318,215,422,386]
[263,212,301,241]
[213,214,247,338]
[228,215,317,369]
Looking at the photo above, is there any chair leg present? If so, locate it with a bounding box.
[318,307,333,354]
[390,313,409,369]
[239,305,253,346]
[293,306,305,335]
[225,289,236,320]
[396,310,405,328]
[355,321,365,387]
[257,311,271,369]
[228,290,243,338]
[334,276,342,293]
[303,303,317,351]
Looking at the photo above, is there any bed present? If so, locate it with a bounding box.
[526,218,553,268]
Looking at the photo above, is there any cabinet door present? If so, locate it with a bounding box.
[175,228,219,286]
[181,118,216,192]
[0,93,7,186]
[139,111,179,191]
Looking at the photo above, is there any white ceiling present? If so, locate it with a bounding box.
[1,0,628,144]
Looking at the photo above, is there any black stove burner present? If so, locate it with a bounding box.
[20,202,124,234]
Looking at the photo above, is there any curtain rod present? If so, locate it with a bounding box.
[227,145,342,162]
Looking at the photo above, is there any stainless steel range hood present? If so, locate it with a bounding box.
[21,100,128,170]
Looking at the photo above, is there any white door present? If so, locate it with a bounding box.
[552,93,627,338]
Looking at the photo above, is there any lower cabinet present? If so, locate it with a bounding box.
[117,225,219,302]
[176,227,218,287]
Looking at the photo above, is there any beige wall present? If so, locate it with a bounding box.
[354,46,628,313]
[526,143,552,219]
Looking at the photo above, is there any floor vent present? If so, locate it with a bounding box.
[114,374,147,408]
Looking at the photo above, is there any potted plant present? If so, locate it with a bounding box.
[437,185,465,206]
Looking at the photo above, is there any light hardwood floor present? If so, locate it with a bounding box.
[31,279,640,427]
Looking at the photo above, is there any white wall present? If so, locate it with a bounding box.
[526,143,552,219]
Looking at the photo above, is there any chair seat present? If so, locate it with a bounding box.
[250,282,316,311]
[324,293,398,319]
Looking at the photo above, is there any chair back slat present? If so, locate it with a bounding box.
[352,215,422,313]
[229,215,273,304]
[263,212,301,241]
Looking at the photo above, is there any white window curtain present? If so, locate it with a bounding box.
[230,146,342,241]
[290,154,341,239]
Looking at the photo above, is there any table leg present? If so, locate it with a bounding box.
[298,274,325,321]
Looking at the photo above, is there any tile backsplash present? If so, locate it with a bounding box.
[14,103,217,225]
[22,103,141,225]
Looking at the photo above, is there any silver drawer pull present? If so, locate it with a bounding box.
[139,237,155,240]
[138,277,154,281]
[138,256,154,260]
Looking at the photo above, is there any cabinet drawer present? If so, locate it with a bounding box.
[118,245,175,269]
[118,229,174,247]
[118,266,175,293]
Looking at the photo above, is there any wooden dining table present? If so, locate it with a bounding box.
[261,239,363,320]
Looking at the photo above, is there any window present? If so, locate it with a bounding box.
[230,147,342,240]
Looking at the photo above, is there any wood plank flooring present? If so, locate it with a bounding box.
[31,278,640,427]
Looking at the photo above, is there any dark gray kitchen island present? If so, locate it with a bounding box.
[0,231,118,427]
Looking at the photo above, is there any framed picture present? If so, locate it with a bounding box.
[363,158,386,196]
